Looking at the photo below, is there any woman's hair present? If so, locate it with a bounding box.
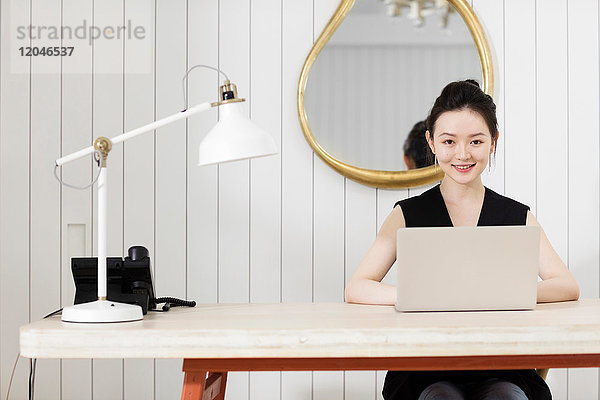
[425,79,498,152]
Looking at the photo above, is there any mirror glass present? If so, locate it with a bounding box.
[304,0,483,171]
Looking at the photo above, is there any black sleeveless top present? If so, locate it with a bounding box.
[382,184,551,400]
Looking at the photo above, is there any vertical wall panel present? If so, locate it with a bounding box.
[345,180,378,400]
[187,0,219,305]
[536,0,569,398]
[0,0,30,398]
[29,0,62,396]
[249,0,282,305]
[313,371,343,400]
[504,0,536,211]
[91,1,126,398]
[60,0,94,397]
[313,1,345,398]
[568,0,600,398]
[154,0,187,397]
[474,0,505,194]
[219,1,251,398]
[123,0,155,398]
[281,0,314,397]
[312,0,345,301]
[281,0,313,304]
[249,0,282,398]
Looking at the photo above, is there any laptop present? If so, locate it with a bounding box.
[395,226,540,312]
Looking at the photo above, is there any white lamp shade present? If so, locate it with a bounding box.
[198,102,277,166]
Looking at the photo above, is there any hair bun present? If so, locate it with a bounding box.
[426,79,498,150]
[464,79,480,88]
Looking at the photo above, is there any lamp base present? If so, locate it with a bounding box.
[61,300,143,323]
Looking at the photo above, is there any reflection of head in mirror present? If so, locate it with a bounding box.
[425,79,498,184]
[402,120,434,170]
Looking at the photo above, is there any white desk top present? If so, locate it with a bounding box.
[20,299,600,359]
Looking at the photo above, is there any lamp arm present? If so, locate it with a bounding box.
[55,101,214,167]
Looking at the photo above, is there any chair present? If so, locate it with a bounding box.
[536,368,549,380]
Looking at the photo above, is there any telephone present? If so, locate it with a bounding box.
[71,246,156,314]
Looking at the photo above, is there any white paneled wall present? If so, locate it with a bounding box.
[1,1,599,399]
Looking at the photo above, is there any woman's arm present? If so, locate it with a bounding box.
[526,211,580,302]
[344,206,405,305]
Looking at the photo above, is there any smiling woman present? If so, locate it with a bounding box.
[344,80,579,400]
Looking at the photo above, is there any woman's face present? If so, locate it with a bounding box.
[426,109,495,186]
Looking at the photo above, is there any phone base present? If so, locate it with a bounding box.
[61,300,143,323]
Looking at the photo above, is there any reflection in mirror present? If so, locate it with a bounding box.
[304,0,482,171]
[403,120,432,170]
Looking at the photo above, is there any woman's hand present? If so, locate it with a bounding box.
[527,211,580,303]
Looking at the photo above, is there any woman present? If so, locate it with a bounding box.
[344,80,579,400]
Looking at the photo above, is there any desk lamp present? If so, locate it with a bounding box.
[55,65,277,323]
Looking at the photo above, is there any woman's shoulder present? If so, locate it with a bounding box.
[393,184,440,210]
[484,187,530,212]
[480,187,530,226]
[393,185,451,227]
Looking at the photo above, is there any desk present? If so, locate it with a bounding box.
[20,299,600,400]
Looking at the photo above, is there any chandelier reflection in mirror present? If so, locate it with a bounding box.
[381,0,453,28]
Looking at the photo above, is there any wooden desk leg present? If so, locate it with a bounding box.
[181,369,228,400]
[181,370,207,400]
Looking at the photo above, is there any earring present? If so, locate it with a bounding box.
[434,154,438,173]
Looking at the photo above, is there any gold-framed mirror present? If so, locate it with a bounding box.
[298,0,494,189]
